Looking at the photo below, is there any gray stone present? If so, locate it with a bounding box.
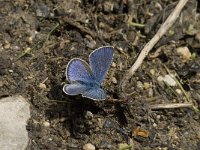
[0,95,30,150]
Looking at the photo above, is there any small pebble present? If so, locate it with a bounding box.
[83,143,95,150]
[111,62,116,68]
[4,43,11,49]
[176,89,182,95]
[176,46,191,61]
[153,123,157,127]
[157,74,176,86]
[143,82,150,90]
[156,115,161,119]
[39,83,46,89]
[111,77,117,84]
[28,36,33,44]
[27,76,33,79]
[43,121,50,127]
[24,47,31,53]
[60,117,66,122]
[8,70,13,73]
[157,76,163,82]
[12,45,20,51]
[172,99,176,103]
[150,118,155,123]
[150,69,155,75]
[136,81,143,90]
[84,111,93,120]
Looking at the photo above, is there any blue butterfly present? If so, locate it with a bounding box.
[63,46,114,100]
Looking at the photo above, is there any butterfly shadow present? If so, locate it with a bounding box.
[45,85,107,139]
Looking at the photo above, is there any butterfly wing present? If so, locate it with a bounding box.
[82,87,106,100]
[64,58,95,96]
[64,47,113,100]
[66,58,94,83]
[89,46,114,83]
[63,83,90,95]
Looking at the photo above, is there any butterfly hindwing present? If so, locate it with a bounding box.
[82,87,106,100]
[63,83,90,95]
[66,58,94,83]
[89,46,114,83]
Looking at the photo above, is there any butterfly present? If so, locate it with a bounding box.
[63,46,114,100]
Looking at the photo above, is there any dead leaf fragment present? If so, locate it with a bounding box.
[132,127,149,138]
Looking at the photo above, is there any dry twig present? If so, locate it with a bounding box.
[150,103,193,110]
[121,0,189,92]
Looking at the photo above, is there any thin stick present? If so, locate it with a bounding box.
[150,103,193,110]
[44,23,59,43]
[163,65,199,111]
[121,0,189,92]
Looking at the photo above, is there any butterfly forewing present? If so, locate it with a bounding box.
[89,46,114,83]
[66,58,94,83]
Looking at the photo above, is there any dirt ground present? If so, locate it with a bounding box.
[0,0,200,150]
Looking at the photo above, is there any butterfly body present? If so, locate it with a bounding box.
[75,80,101,89]
[63,46,114,100]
